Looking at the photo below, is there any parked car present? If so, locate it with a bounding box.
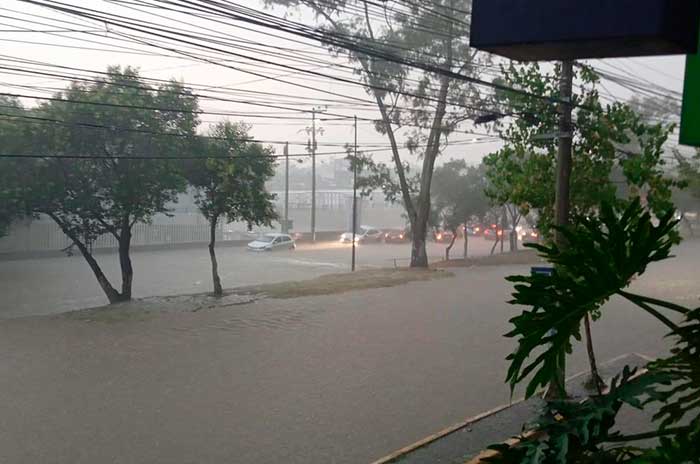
[339,226,383,244]
[384,229,410,243]
[247,233,296,251]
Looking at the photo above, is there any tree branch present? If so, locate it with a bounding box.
[618,290,689,314]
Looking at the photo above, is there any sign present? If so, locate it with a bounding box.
[470,0,700,61]
[681,32,700,146]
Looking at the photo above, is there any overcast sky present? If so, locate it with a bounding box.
[0,0,690,169]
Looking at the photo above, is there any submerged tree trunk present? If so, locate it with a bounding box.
[48,214,122,304]
[78,239,122,304]
[490,237,499,256]
[117,221,133,302]
[510,230,518,252]
[411,216,429,267]
[463,226,469,259]
[209,216,223,296]
[445,230,457,261]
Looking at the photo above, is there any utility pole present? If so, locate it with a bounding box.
[311,108,317,242]
[352,116,358,272]
[283,142,289,234]
[548,60,574,400]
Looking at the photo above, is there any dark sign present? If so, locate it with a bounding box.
[470,0,700,61]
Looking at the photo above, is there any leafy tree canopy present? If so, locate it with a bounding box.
[432,159,489,233]
[483,63,678,237]
[2,66,199,302]
[187,121,277,227]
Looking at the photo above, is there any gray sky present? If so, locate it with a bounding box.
[0,0,690,168]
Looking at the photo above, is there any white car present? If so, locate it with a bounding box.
[339,226,383,244]
[247,233,296,251]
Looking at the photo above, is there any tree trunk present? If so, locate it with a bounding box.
[77,239,122,304]
[490,236,499,256]
[209,216,223,296]
[583,314,604,394]
[445,231,457,261]
[48,214,121,304]
[463,227,469,259]
[410,214,429,267]
[118,221,133,302]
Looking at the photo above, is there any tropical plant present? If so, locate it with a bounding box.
[484,200,700,463]
[186,121,277,296]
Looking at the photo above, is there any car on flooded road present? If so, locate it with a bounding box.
[384,229,410,243]
[247,233,297,251]
[339,226,384,244]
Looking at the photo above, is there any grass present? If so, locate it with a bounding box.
[234,267,453,299]
[62,304,156,323]
[434,250,543,268]
[58,267,452,322]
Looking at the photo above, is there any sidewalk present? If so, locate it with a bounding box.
[371,353,654,464]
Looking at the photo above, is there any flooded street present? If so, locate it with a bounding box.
[1,242,696,463]
[0,239,495,318]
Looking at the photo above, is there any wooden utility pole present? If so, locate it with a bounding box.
[550,60,603,398]
[548,60,574,399]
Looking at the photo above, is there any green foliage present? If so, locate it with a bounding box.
[483,63,678,237]
[1,66,198,302]
[432,159,489,233]
[505,199,679,398]
[486,200,700,463]
[0,96,31,236]
[486,367,672,464]
[675,149,700,202]
[186,121,277,227]
[20,66,197,241]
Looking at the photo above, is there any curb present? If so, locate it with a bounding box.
[370,353,655,464]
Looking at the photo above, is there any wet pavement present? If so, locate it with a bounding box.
[1,242,697,463]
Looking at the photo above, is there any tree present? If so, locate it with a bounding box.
[265,0,486,267]
[484,63,679,396]
[432,159,488,260]
[628,94,681,123]
[186,121,277,296]
[483,63,678,239]
[0,96,30,237]
[4,66,198,304]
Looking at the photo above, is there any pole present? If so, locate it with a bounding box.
[352,116,358,272]
[547,60,574,400]
[311,108,317,242]
[283,142,289,234]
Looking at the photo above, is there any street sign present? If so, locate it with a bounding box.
[470,0,700,61]
[681,33,700,147]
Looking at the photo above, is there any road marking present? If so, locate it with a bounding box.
[270,257,344,268]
